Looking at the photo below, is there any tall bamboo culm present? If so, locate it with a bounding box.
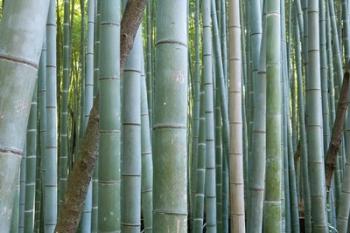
[247,0,264,228]
[98,0,121,232]
[263,0,282,231]
[59,0,70,211]
[153,0,188,232]
[0,0,49,230]
[228,0,245,232]
[141,53,153,233]
[306,0,329,231]
[203,0,217,232]
[248,18,266,233]
[192,84,206,233]
[36,43,47,232]
[121,28,142,233]
[45,0,58,232]
[80,0,95,231]
[24,84,37,233]
[91,0,101,231]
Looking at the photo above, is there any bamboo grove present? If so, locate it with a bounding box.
[2,0,350,232]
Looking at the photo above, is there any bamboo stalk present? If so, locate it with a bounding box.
[153,1,188,232]
[263,0,282,231]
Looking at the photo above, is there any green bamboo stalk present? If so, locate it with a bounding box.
[216,0,221,30]
[80,0,95,231]
[211,0,229,153]
[228,0,245,232]
[248,20,266,233]
[190,0,201,219]
[326,5,337,228]
[210,8,230,227]
[320,0,330,150]
[0,0,49,230]
[295,9,312,233]
[248,0,262,174]
[98,0,121,231]
[263,0,282,231]
[59,0,70,212]
[306,0,329,231]
[283,134,290,233]
[35,43,47,232]
[215,84,223,232]
[343,0,350,174]
[281,1,290,230]
[328,0,343,95]
[342,0,350,62]
[283,18,300,229]
[153,0,188,231]
[91,1,100,231]
[192,85,206,233]
[240,4,248,197]
[78,0,86,146]
[203,0,217,232]
[289,3,298,154]
[24,84,37,233]
[19,154,26,233]
[244,0,253,162]
[11,172,20,233]
[121,28,142,233]
[213,3,224,231]
[146,0,153,127]
[222,154,229,233]
[287,118,300,233]
[44,0,58,232]
[141,50,153,233]
[221,0,228,80]
[295,0,304,38]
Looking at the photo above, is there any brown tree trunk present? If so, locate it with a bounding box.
[325,63,350,190]
[55,1,148,232]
